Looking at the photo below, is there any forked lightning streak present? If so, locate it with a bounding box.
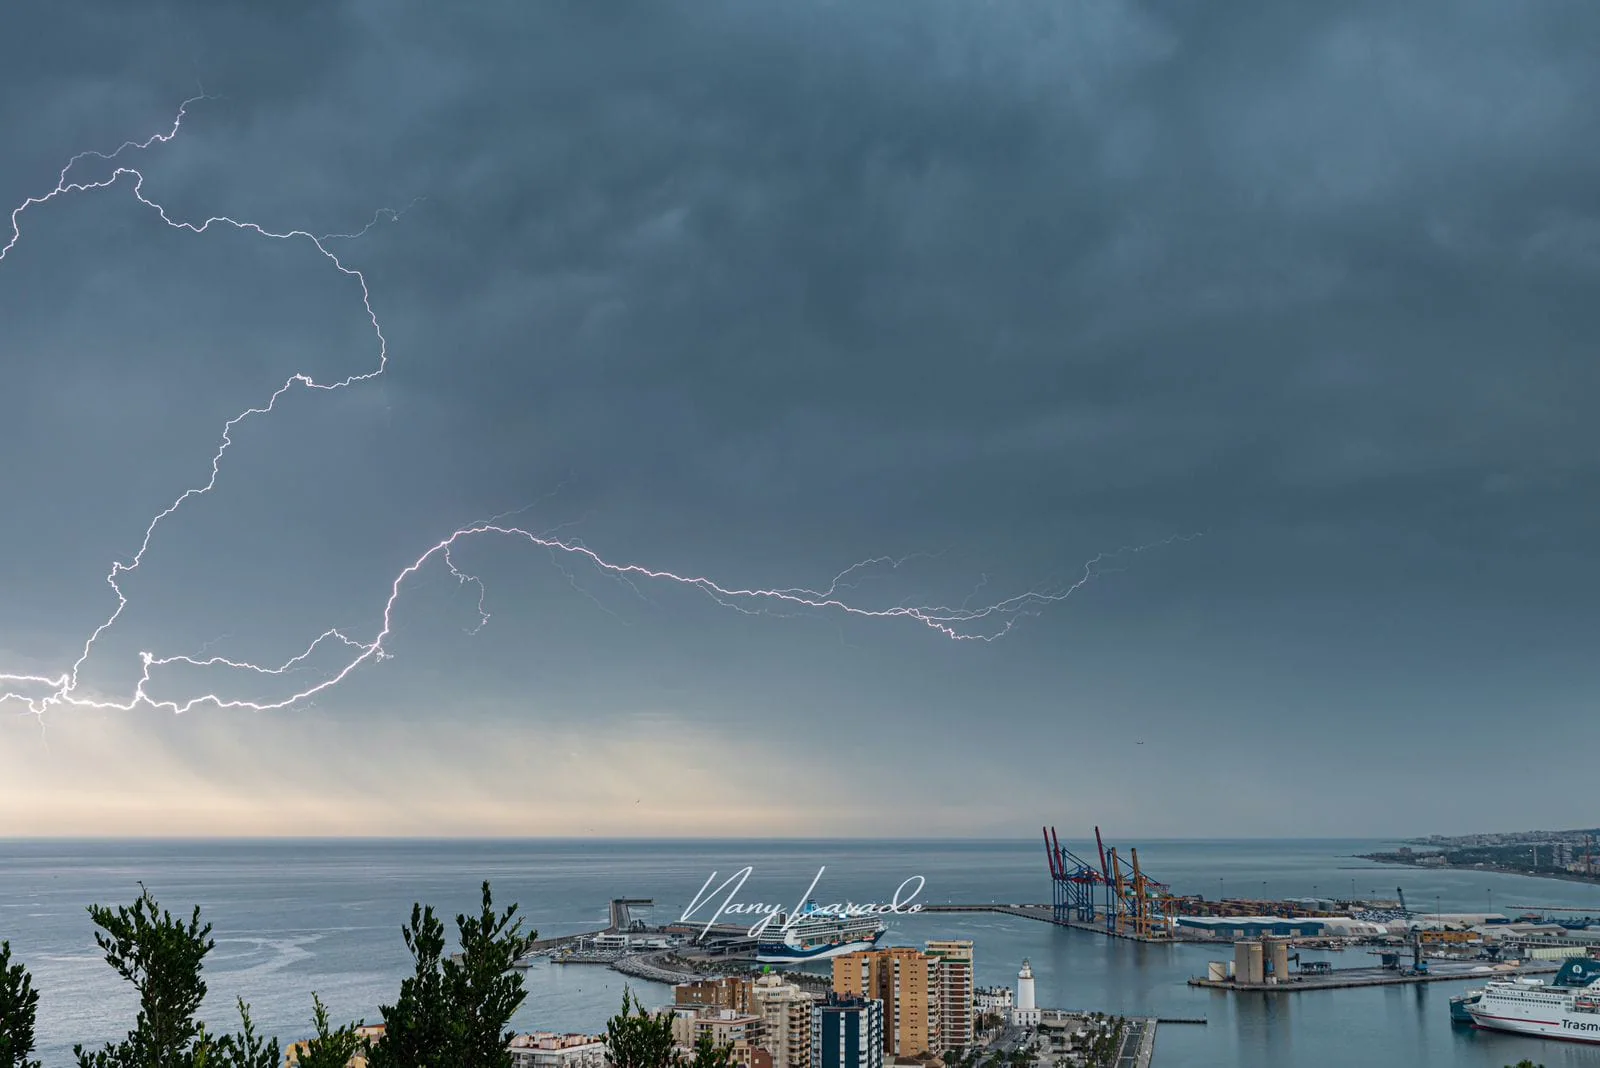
[0,99,1193,718]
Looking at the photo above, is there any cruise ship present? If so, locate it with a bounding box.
[1463,958,1600,1042]
[754,903,887,962]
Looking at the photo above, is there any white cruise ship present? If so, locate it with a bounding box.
[1466,963,1600,1043]
[754,902,886,962]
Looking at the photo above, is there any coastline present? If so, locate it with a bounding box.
[1356,855,1600,889]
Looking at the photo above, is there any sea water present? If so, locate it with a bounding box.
[5,838,1600,1067]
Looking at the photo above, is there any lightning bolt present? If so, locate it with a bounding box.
[0,98,1198,720]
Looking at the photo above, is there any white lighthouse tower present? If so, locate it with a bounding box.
[1012,959,1040,1026]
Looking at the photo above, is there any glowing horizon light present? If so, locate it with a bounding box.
[0,98,1196,719]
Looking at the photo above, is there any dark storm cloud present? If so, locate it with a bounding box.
[4,0,1600,834]
[311,0,1600,553]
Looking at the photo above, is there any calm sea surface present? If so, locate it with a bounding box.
[6,838,1600,1067]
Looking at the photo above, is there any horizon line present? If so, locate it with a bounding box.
[0,832,1411,842]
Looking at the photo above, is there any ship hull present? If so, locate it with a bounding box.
[755,926,886,963]
[755,936,881,962]
[1467,1008,1600,1043]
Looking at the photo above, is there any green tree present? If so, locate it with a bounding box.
[367,903,452,1068]
[368,881,536,1068]
[685,1031,733,1068]
[446,882,537,1066]
[288,994,371,1068]
[604,989,678,1068]
[205,1001,281,1068]
[0,941,41,1068]
[74,886,213,1068]
[70,886,279,1068]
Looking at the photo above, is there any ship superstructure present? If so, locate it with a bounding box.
[754,902,887,962]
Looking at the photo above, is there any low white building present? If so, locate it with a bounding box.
[975,986,1014,1015]
[1315,918,1391,938]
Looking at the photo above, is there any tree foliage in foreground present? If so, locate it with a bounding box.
[686,1032,734,1068]
[28,879,543,1068]
[72,885,209,1068]
[287,994,371,1068]
[603,990,734,1068]
[367,880,537,1068]
[0,940,41,1068]
[69,885,282,1068]
[605,989,678,1068]
[202,1001,282,1068]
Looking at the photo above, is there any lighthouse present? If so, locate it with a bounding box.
[1013,959,1040,1026]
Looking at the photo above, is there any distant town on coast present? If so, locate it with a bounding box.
[1361,827,1600,886]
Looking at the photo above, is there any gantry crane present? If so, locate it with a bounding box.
[1043,826,1105,923]
[1093,827,1175,939]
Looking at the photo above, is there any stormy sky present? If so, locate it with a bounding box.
[2,1,1598,837]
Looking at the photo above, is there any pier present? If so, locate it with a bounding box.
[525,930,607,953]
[611,950,706,985]
[1131,1018,1157,1068]
[1189,960,1559,993]
[921,903,1212,943]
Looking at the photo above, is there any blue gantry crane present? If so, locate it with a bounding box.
[1043,826,1105,923]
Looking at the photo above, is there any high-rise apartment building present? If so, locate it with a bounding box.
[812,995,883,1068]
[677,976,755,1015]
[925,940,974,1055]
[831,947,935,1057]
[750,971,817,1068]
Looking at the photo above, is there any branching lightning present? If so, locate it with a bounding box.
[0,99,1197,720]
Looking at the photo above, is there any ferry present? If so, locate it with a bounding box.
[1465,958,1600,1042]
[754,902,887,962]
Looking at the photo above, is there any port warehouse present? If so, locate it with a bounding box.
[1176,918,1340,939]
[1174,916,1600,946]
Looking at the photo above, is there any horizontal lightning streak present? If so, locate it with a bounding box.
[0,99,1197,719]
